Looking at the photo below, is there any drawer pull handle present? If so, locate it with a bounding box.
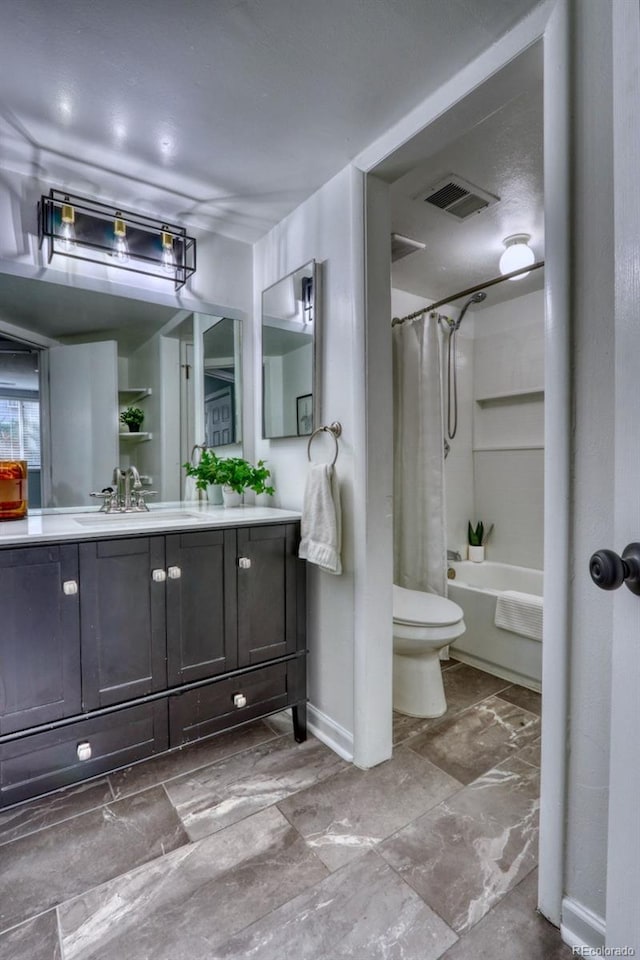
[76,741,92,761]
[238,557,252,570]
[167,566,182,580]
[152,569,167,582]
[63,580,78,596]
[233,693,247,708]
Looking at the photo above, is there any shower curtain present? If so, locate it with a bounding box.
[393,312,447,597]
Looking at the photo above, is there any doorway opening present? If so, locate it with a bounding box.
[372,37,548,933]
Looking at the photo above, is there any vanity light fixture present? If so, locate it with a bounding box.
[38,189,196,290]
[499,234,535,280]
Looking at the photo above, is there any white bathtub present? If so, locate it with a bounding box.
[447,560,543,691]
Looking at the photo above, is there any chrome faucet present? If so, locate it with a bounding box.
[447,549,462,562]
[123,465,141,511]
[90,466,154,513]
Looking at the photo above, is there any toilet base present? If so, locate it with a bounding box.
[393,647,447,718]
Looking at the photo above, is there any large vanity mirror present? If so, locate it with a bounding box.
[261,260,318,439]
[0,270,243,509]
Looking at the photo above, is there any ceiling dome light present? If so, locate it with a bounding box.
[499,234,535,280]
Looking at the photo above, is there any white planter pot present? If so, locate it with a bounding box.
[468,545,485,563]
[222,486,243,508]
[206,483,223,505]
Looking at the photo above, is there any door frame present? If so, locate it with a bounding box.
[355,0,569,928]
[606,0,640,949]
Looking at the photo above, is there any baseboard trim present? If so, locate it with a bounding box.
[561,896,606,952]
[307,703,354,762]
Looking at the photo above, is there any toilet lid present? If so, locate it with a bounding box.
[393,585,463,627]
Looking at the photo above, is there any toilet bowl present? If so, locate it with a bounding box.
[393,585,466,718]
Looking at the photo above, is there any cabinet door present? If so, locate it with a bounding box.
[237,523,301,666]
[165,529,237,685]
[79,537,167,709]
[0,544,81,735]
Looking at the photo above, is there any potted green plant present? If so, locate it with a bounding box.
[214,456,275,507]
[468,521,484,562]
[120,407,144,433]
[183,449,223,503]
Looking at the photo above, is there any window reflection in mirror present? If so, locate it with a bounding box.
[262,260,316,439]
[202,317,242,447]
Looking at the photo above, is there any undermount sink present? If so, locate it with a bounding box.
[73,510,203,526]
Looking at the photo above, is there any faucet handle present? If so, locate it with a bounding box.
[90,488,116,512]
[135,490,157,511]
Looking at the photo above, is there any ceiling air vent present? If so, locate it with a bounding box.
[391,233,426,263]
[419,175,499,220]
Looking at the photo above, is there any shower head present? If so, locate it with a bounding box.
[454,290,487,329]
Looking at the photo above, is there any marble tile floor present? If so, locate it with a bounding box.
[0,662,572,959]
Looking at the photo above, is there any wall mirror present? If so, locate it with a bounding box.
[0,270,241,508]
[202,316,242,447]
[261,259,318,439]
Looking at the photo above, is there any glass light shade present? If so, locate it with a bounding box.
[499,235,535,280]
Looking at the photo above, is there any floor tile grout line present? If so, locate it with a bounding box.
[0,905,59,942]
[373,843,462,943]
[396,685,542,751]
[0,788,115,850]
[56,904,66,960]
[165,757,348,844]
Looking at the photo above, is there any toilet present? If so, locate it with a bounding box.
[393,585,466,718]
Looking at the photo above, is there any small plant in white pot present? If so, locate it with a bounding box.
[214,457,275,507]
[183,449,223,504]
[468,521,485,562]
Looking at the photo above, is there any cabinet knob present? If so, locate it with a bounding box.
[152,569,167,582]
[233,693,247,708]
[238,557,252,569]
[167,566,182,580]
[76,741,92,761]
[63,580,78,596]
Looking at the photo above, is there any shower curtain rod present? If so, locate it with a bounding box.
[391,260,545,326]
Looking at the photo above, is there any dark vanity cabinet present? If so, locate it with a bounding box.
[0,544,81,735]
[0,521,306,807]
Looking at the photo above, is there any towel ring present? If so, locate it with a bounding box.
[307,422,342,467]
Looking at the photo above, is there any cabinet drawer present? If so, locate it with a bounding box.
[0,702,168,808]
[169,663,290,746]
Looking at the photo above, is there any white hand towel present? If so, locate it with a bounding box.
[494,590,543,642]
[299,463,342,574]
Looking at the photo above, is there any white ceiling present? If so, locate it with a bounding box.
[0,272,181,353]
[387,42,544,310]
[0,0,544,244]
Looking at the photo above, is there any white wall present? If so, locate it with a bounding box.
[253,167,361,749]
[391,287,545,569]
[472,289,545,569]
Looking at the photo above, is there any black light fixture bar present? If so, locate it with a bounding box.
[38,189,196,291]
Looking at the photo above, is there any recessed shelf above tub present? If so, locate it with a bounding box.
[118,387,152,405]
[119,432,153,441]
[473,444,544,452]
[475,389,544,406]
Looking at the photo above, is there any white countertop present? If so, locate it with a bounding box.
[0,502,302,547]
